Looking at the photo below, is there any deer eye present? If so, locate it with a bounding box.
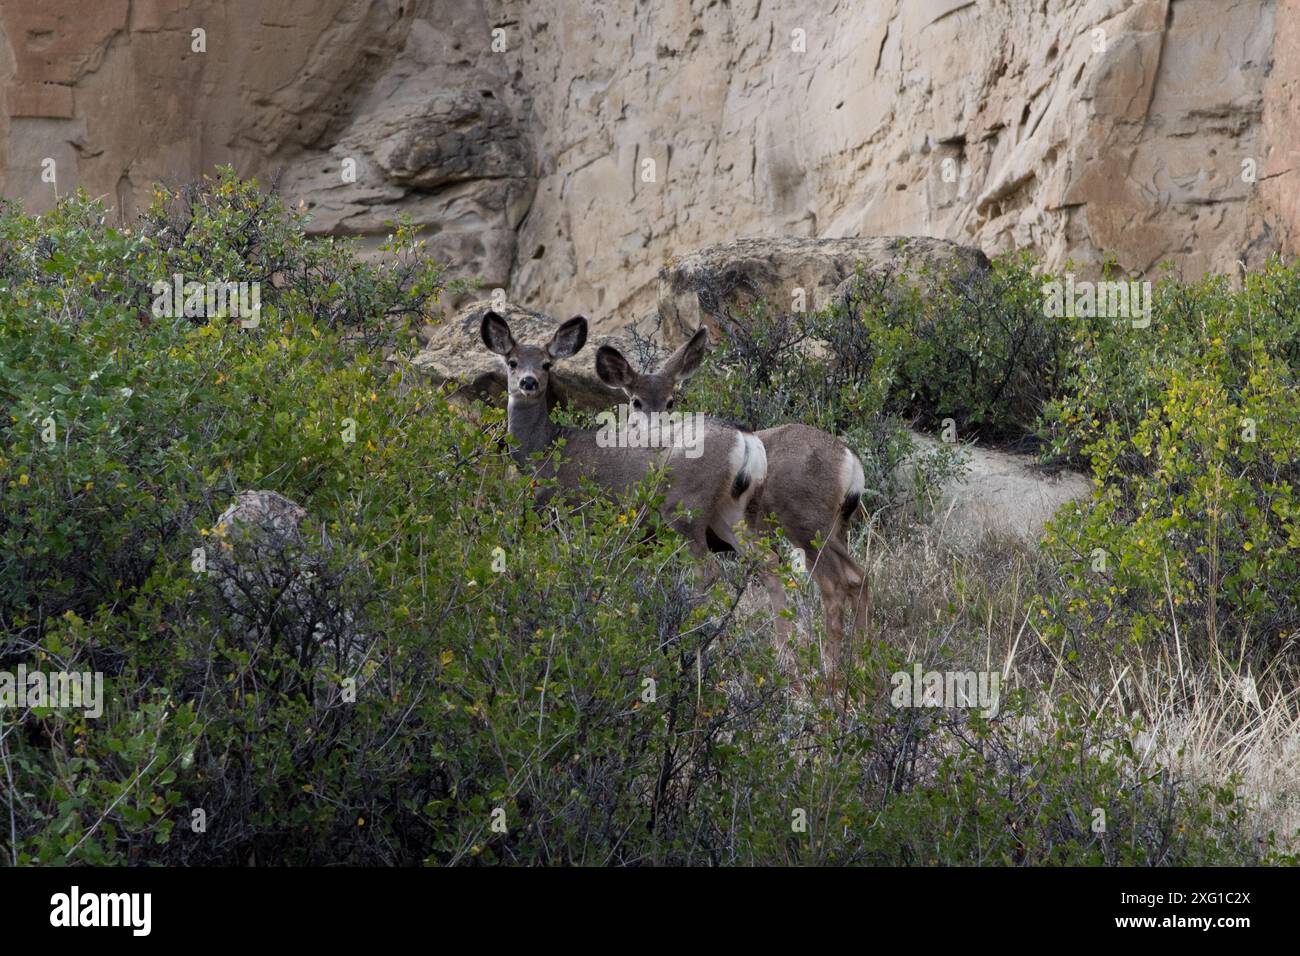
[508,359,517,369]
[632,399,642,410]
[666,398,675,410]
[542,361,551,371]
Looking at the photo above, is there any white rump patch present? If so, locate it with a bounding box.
[741,432,768,489]
[841,445,865,502]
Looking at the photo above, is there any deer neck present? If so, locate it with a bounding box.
[506,394,561,466]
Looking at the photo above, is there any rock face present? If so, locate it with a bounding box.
[3,0,1296,330]
[0,0,533,296]
[659,236,989,343]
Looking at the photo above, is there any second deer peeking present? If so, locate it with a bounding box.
[595,328,871,682]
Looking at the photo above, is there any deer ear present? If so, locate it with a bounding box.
[547,315,588,359]
[480,310,515,355]
[664,327,709,382]
[595,345,636,389]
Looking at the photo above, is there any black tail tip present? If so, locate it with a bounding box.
[730,469,751,500]
[840,492,861,526]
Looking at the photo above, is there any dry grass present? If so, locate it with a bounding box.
[734,514,1300,855]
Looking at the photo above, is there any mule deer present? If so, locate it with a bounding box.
[480,310,767,576]
[595,330,870,679]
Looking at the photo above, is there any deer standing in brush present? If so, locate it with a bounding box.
[595,328,870,680]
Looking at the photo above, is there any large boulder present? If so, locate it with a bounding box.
[412,299,634,410]
[657,236,990,343]
[898,436,1091,550]
[208,490,369,695]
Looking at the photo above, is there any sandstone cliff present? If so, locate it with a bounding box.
[2,0,1295,332]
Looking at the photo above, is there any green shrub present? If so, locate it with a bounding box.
[678,251,1069,528]
[682,296,963,530]
[0,173,1285,866]
[696,246,1300,667]
[828,251,1070,445]
[1040,262,1300,665]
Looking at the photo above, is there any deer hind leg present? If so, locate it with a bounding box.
[811,547,848,680]
[827,535,870,642]
[756,554,803,691]
[819,538,870,703]
[758,558,796,673]
[672,513,722,591]
[843,552,870,644]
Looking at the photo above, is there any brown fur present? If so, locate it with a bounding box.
[752,424,870,681]
[597,332,870,690]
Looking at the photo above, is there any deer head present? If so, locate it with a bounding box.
[594,327,709,417]
[480,309,588,403]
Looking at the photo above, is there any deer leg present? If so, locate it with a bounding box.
[760,560,798,676]
[826,535,869,639]
[843,555,870,644]
[713,520,792,636]
[678,517,722,591]
[812,549,847,692]
[823,538,870,706]
[740,511,798,660]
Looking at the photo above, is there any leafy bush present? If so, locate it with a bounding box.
[680,245,1300,668]
[0,174,1288,866]
[1040,262,1300,667]
[675,252,1071,529]
[679,300,963,531]
[827,251,1070,446]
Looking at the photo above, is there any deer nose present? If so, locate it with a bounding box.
[519,375,539,392]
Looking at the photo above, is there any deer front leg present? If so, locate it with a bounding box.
[740,510,803,683]
[678,516,723,593]
[763,564,808,694]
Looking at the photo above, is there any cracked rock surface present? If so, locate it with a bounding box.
[3,0,1294,332]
